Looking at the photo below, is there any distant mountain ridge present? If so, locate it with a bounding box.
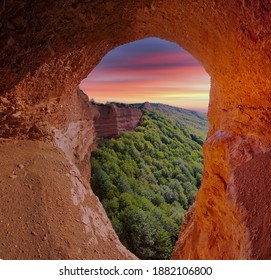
[93,101,208,139]
[133,102,208,139]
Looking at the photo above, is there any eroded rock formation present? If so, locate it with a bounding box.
[0,139,136,259]
[94,103,142,138]
[1,0,271,259]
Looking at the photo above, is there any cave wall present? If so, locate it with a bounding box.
[1,0,271,259]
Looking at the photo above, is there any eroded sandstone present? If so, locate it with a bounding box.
[0,140,136,259]
[1,0,271,259]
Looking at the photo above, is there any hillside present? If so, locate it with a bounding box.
[90,104,208,259]
[133,102,208,139]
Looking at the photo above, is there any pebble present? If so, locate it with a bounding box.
[9,174,17,179]
[17,164,24,169]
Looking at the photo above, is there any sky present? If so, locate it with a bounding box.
[80,38,210,112]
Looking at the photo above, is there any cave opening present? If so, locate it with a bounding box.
[79,38,210,259]
[2,0,269,261]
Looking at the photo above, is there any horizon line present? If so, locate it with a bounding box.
[87,96,208,114]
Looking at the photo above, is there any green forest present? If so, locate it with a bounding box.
[91,106,208,259]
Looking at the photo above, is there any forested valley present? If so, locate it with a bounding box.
[91,104,208,259]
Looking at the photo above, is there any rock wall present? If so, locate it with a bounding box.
[94,103,143,138]
[1,0,271,259]
[0,139,136,259]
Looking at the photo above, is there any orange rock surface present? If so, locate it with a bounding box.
[0,139,136,259]
[1,0,271,259]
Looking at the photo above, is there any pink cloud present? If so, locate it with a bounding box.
[79,39,210,112]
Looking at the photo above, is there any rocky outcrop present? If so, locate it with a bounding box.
[94,103,143,138]
[141,102,153,111]
[0,139,136,259]
[1,0,271,259]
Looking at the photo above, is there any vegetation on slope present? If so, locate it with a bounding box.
[91,108,208,259]
[133,103,208,138]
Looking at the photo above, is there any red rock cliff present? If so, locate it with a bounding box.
[94,103,143,138]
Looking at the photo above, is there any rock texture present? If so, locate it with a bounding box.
[94,103,143,138]
[1,0,271,259]
[0,139,136,259]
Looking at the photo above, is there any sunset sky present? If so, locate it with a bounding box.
[80,38,210,112]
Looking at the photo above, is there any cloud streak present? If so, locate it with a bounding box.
[80,38,210,112]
